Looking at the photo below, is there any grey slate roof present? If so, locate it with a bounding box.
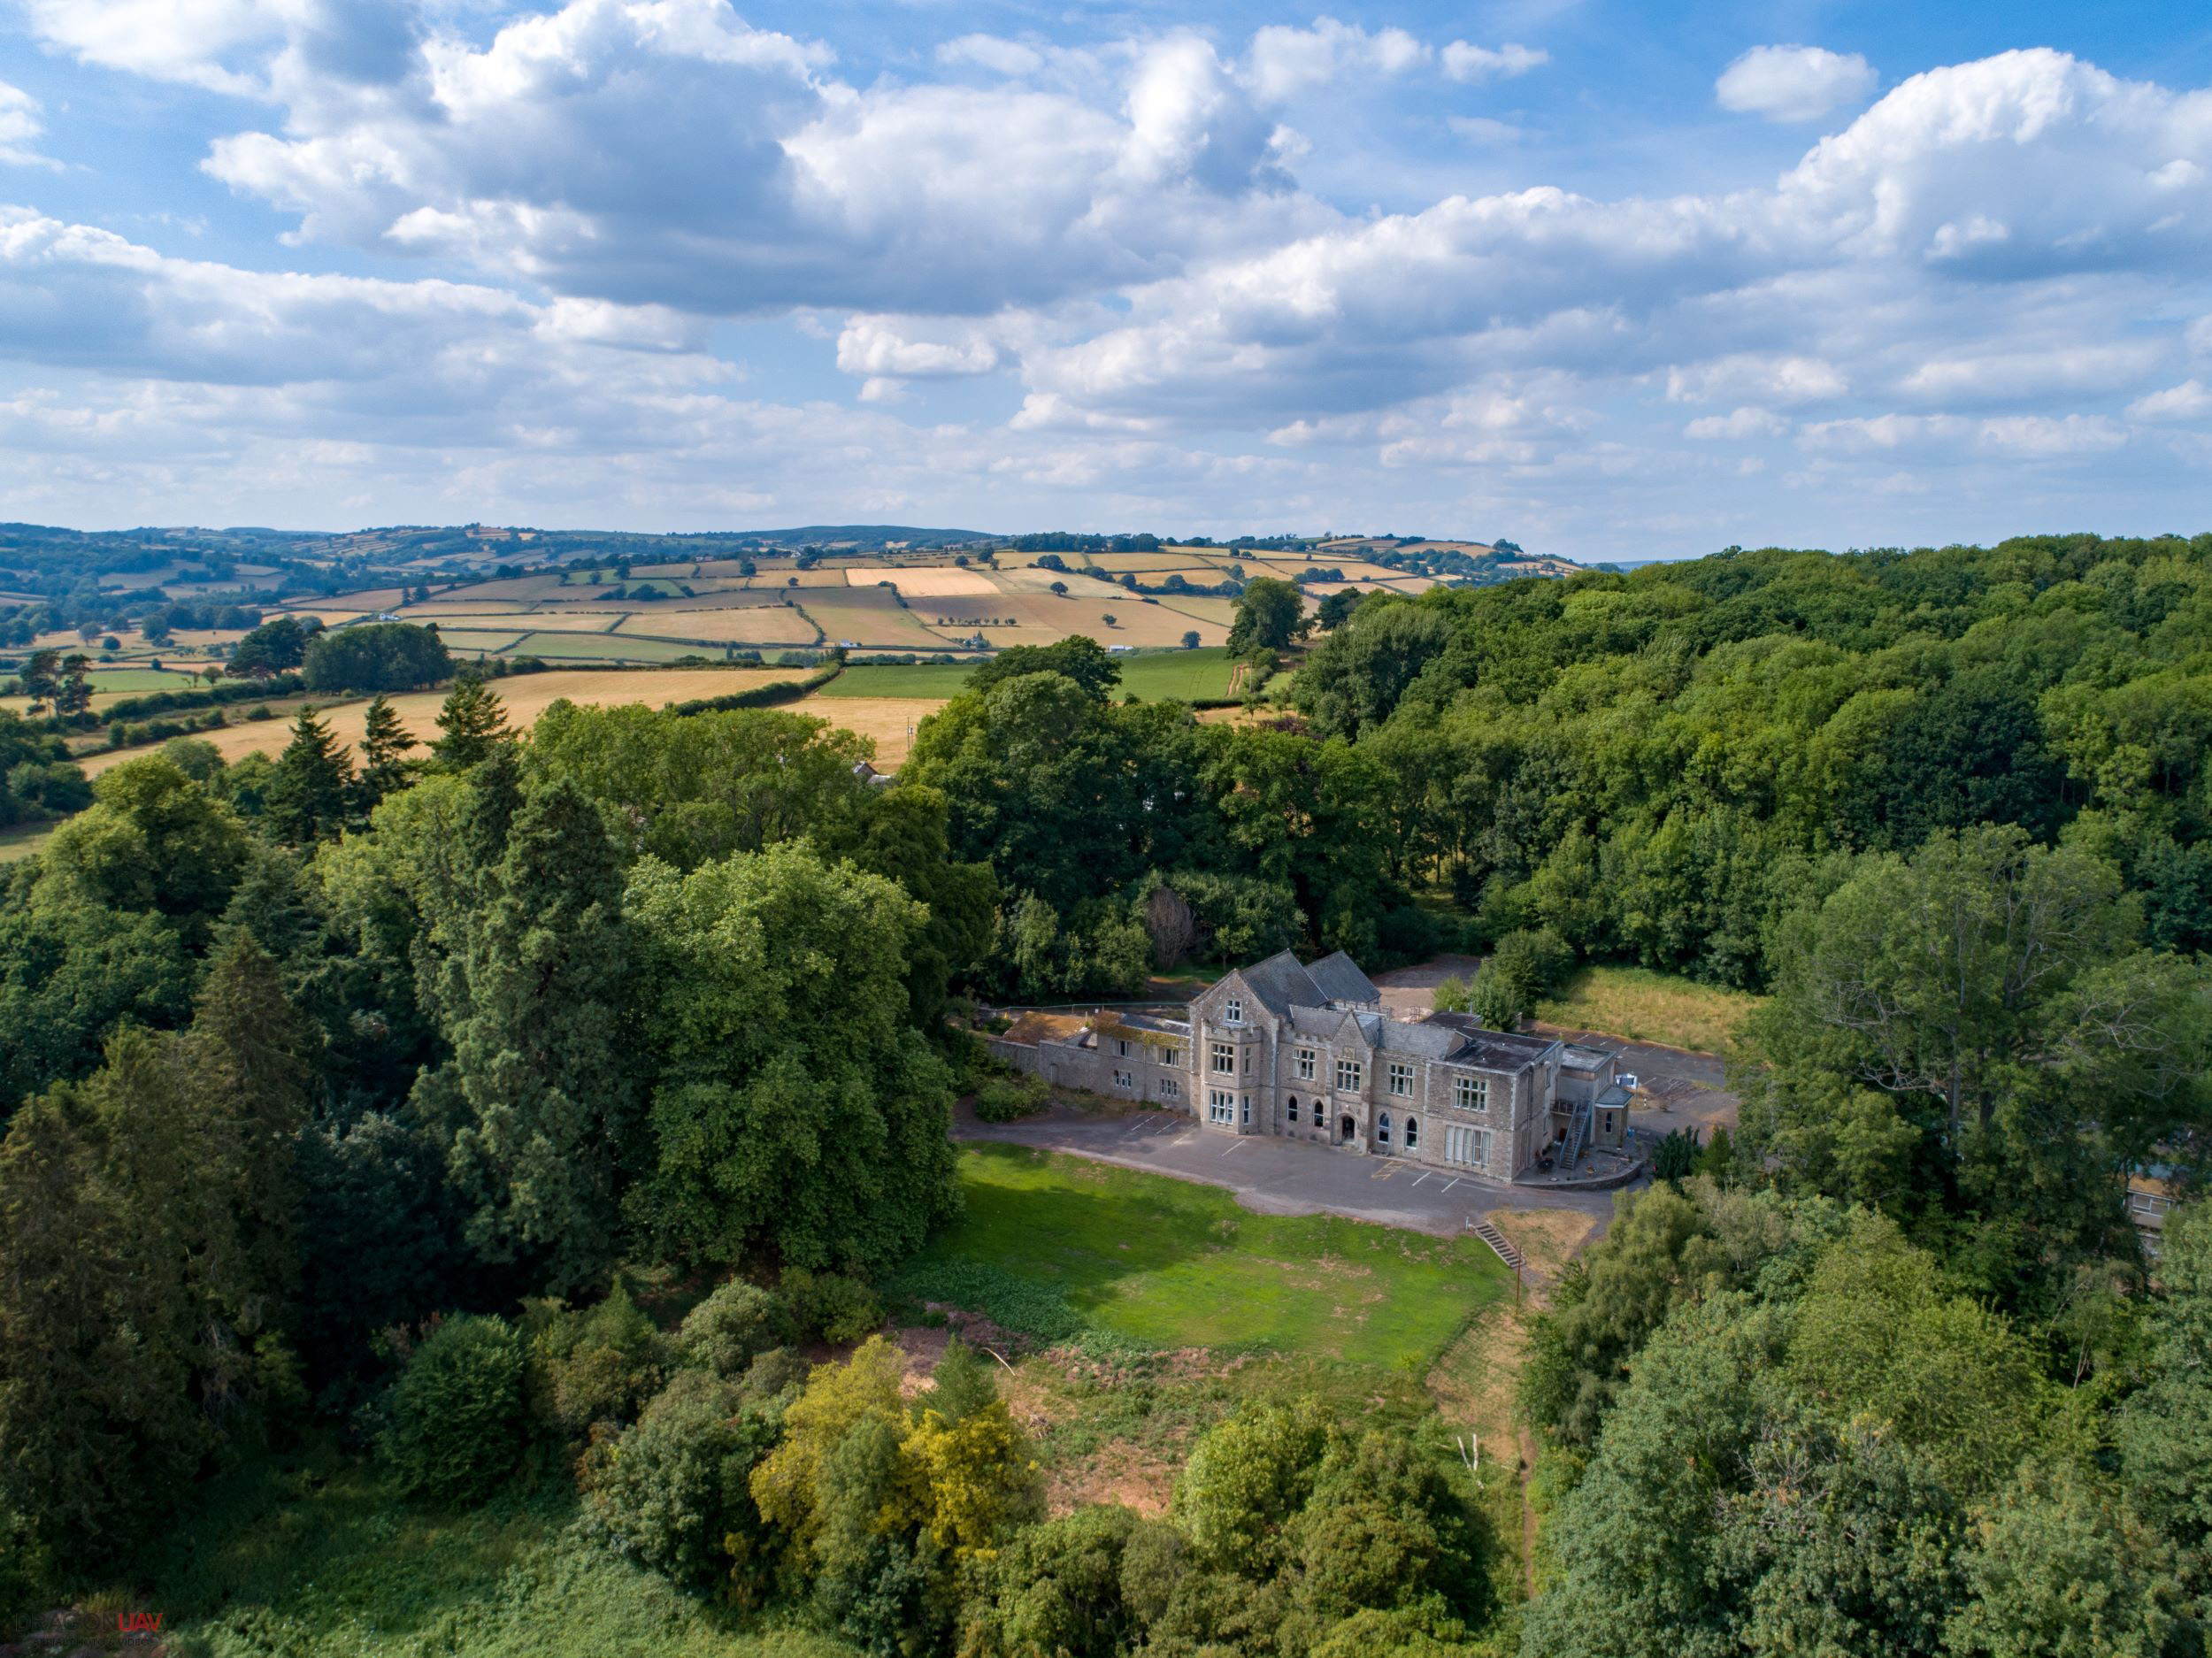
[1237,950,1326,1017]
[1419,1012,1559,1073]
[1210,952,1555,1077]
[1306,950,1381,1006]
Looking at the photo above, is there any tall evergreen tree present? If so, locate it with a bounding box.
[410,775,634,1292]
[433,674,512,769]
[357,694,418,809]
[265,708,355,844]
[0,1083,195,1568]
[188,930,316,1325]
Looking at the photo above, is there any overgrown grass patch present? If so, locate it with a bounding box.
[1534,963,1764,1054]
[898,1146,1508,1368]
[116,1439,853,1658]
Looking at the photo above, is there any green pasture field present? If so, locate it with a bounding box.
[817,661,976,697]
[1113,647,1240,700]
[824,648,1241,702]
[897,1144,1508,1367]
[506,631,714,663]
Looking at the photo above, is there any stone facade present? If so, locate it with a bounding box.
[989,948,1626,1184]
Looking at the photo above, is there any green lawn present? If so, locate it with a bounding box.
[109,1446,853,1658]
[897,1145,1508,1367]
[1535,963,1765,1054]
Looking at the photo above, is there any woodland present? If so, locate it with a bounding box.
[0,531,2206,1656]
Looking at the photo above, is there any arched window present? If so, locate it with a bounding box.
[1286,1096,1301,1124]
[1404,1116,1419,1150]
[1377,1111,1392,1146]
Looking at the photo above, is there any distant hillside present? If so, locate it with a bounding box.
[729,525,990,550]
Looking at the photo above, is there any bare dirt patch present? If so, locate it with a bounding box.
[1046,1439,1180,1519]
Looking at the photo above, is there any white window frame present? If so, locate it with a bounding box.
[1377,1111,1392,1146]
[1295,1047,1317,1080]
[1336,1057,1363,1094]
[1207,1089,1235,1125]
[1211,1041,1235,1075]
[1446,1124,1488,1167]
[1159,1077,1180,1101]
[1387,1060,1412,1097]
[1225,997,1244,1025]
[1454,1075,1490,1114]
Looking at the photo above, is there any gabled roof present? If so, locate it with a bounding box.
[1233,949,1327,1017]
[1306,950,1380,1006]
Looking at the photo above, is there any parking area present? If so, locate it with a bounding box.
[953,1104,1627,1242]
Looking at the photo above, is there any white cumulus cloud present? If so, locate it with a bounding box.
[1717,45,1877,122]
[1440,42,1548,84]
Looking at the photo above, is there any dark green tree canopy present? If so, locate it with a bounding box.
[302,621,451,693]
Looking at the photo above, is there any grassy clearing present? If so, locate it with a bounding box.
[897,1145,1508,1367]
[110,1443,854,1658]
[0,820,55,864]
[1534,963,1764,1054]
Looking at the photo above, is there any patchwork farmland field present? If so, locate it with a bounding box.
[79,667,806,775]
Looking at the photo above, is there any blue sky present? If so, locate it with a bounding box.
[0,1,2208,558]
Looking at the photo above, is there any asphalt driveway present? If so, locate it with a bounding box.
[954,1105,1629,1240]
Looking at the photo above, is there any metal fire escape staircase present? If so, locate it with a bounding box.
[1559,1093,1595,1171]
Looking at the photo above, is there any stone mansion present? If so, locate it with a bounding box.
[989,949,1630,1185]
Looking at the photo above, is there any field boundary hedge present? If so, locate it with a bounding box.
[664,662,843,715]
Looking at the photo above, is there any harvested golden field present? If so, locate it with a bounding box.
[802,590,962,649]
[316,587,410,611]
[993,565,1133,600]
[913,593,1224,647]
[268,609,378,628]
[793,694,946,767]
[862,564,1001,597]
[80,668,801,776]
[612,606,819,644]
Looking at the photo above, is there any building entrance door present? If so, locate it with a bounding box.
[1339,1114,1356,1144]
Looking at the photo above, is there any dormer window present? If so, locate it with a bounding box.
[1225,997,1243,1025]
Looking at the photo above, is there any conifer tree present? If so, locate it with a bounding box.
[0,1083,193,1567]
[265,707,355,844]
[433,673,512,769]
[411,774,634,1292]
[189,930,316,1321]
[357,694,418,809]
